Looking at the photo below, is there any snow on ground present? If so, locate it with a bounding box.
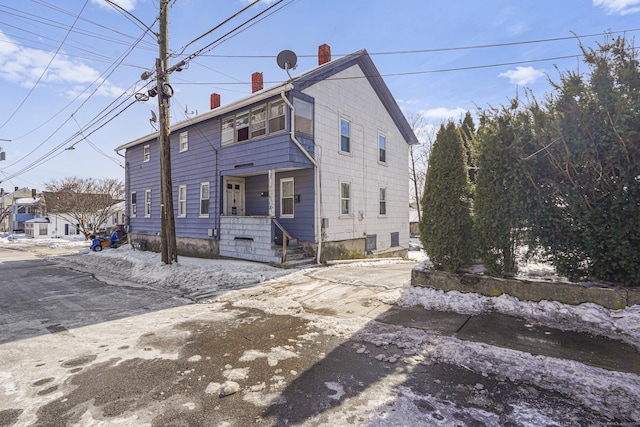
[2,234,640,422]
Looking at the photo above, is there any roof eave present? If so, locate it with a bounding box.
[115,82,294,152]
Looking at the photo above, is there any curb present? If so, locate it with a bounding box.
[411,267,639,309]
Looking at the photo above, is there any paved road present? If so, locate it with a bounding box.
[0,249,622,426]
[0,247,190,344]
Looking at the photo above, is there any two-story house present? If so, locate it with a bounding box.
[1,187,35,232]
[116,46,418,264]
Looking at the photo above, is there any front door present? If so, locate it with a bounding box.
[223,177,245,216]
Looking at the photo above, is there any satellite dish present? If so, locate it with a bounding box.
[277,50,298,72]
[150,110,157,123]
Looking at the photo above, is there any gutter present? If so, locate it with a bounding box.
[280,91,322,265]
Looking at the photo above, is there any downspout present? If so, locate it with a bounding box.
[280,91,322,264]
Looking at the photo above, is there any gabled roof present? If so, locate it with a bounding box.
[116,49,417,151]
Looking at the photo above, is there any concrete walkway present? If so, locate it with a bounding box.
[377,306,640,375]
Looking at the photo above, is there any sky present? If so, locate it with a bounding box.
[0,0,639,191]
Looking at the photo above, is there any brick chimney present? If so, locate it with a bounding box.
[318,44,331,65]
[32,189,36,197]
[210,93,220,110]
[252,72,264,93]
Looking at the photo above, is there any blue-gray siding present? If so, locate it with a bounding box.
[125,94,316,244]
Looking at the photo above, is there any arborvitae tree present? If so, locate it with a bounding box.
[420,121,474,272]
[527,36,640,285]
[459,111,478,186]
[475,100,536,276]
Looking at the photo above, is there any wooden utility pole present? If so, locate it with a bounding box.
[157,0,178,264]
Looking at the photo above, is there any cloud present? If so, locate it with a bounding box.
[593,0,640,15]
[0,30,125,98]
[499,66,545,85]
[419,107,467,121]
[90,0,137,11]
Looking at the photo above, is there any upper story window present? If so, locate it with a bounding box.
[280,177,294,218]
[251,105,267,138]
[200,182,210,216]
[221,117,234,145]
[340,119,351,153]
[178,185,187,217]
[378,133,386,163]
[179,131,188,152]
[143,145,150,162]
[379,188,387,215]
[235,111,250,142]
[269,100,286,133]
[130,192,137,217]
[222,99,290,145]
[294,98,313,136]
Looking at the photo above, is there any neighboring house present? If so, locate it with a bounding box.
[40,191,120,237]
[116,45,418,263]
[0,187,35,232]
[10,191,40,233]
[105,200,126,230]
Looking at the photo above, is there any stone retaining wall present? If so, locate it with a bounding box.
[411,267,640,310]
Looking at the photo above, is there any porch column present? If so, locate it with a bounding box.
[268,169,276,217]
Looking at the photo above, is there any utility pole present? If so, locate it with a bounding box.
[157,0,178,264]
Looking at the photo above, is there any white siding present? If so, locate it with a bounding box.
[303,65,410,252]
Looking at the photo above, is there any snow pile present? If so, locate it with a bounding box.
[49,244,295,301]
[354,323,640,421]
[393,285,640,348]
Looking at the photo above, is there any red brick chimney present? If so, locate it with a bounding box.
[252,72,263,93]
[210,93,220,110]
[318,44,331,65]
[32,189,36,197]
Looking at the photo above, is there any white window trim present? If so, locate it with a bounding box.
[378,132,387,164]
[340,179,352,217]
[130,191,137,218]
[179,131,188,153]
[199,182,210,217]
[144,189,152,218]
[221,116,235,146]
[280,177,294,219]
[340,117,351,154]
[268,99,286,134]
[379,187,387,216]
[178,184,187,217]
[143,144,150,162]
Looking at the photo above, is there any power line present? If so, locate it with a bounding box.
[197,27,640,59]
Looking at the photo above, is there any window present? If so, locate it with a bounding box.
[179,131,188,152]
[294,98,313,136]
[200,182,210,216]
[39,223,48,236]
[251,106,266,138]
[379,188,387,215]
[269,100,286,133]
[222,100,289,143]
[221,117,234,145]
[391,232,399,247]
[340,119,351,153]
[235,111,250,142]
[280,177,294,218]
[178,185,187,217]
[144,190,152,217]
[340,181,351,215]
[143,145,150,162]
[130,192,137,217]
[378,133,386,163]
